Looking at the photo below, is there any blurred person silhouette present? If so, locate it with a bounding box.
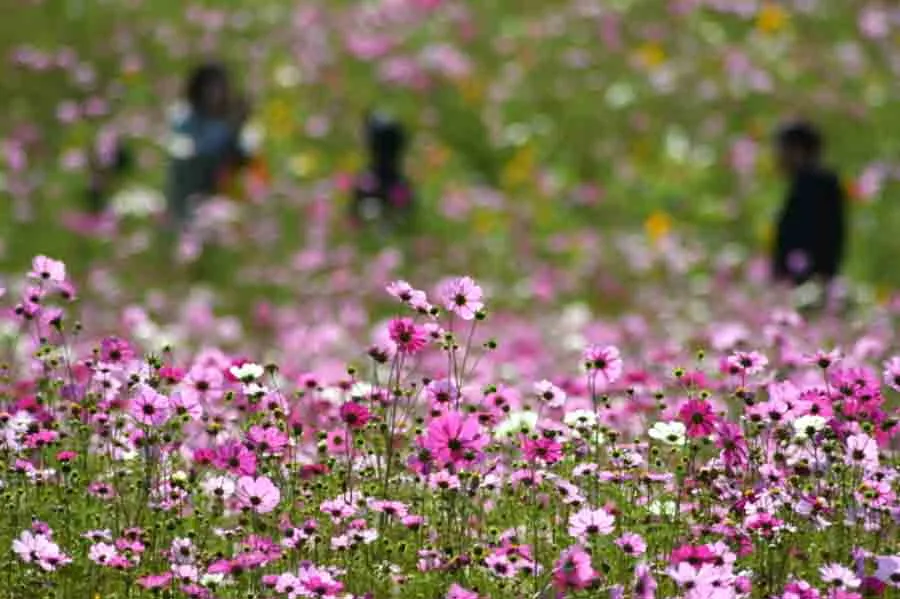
[165,62,257,232]
[771,121,846,288]
[85,131,133,216]
[350,111,415,234]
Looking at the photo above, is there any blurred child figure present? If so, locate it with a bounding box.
[165,62,259,231]
[351,112,415,233]
[772,121,846,287]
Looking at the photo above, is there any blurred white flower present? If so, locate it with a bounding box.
[168,133,195,159]
[648,421,686,446]
[110,186,164,218]
[239,122,264,155]
[495,411,538,439]
[793,415,827,440]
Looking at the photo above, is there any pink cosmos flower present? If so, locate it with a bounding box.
[137,573,173,589]
[88,542,118,565]
[874,555,900,587]
[615,533,647,556]
[12,530,70,571]
[726,351,769,376]
[29,255,66,283]
[439,276,484,320]
[297,563,344,598]
[568,507,615,540]
[534,379,567,408]
[882,357,900,392]
[553,545,597,592]
[246,425,289,455]
[635,562,657,599]
[447,583,480,599]
[845,433,879,471]
[583,345,623,384]
[679,399,717,438]
[236,476,281,514]
[100,336,134,363]
[386,280,429,308]
[666,563,721,589]
[805,349,842,370]
[388,317,428,354]
[820,563,861,588]
[129,386,171,427]
[422,411,487,467]
[715,421,749,469]
[213,441,257,476]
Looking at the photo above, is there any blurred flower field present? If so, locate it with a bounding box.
[2,1,900,599]
[3,0,900,300]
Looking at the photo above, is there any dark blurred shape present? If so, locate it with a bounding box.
[772,121,846,286]
[85,132,132,214]
[351,111,414,230]
[166,61,251,229]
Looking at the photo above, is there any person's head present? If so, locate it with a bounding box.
[775,121,823,175]
[365,111,406,170]
[186,62,231,118]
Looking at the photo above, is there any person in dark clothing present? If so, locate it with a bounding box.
[771,121,846,286]
[165,62,251,230]
[350,112,414,232]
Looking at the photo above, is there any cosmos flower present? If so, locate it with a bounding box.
[236,476,281,514]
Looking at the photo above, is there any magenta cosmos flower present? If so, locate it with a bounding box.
[129,386,171,427]
[339,402,371,430]
[521,436,563,464]
[422,410,487,466]
[388,317,428,354]
[236,476,281,514]
[583,344,623,384]
[552,545,597,592]
[439,276,484,320]
[678,399,717,438]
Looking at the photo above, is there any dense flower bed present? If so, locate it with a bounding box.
[1,255,898,599]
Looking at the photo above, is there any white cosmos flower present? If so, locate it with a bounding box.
[494,411,539,439]
[230,362,264,381]
[647,500,678,517]
[201,475,236,500]
[793,414,827,440]
[563,409,598,429]
[648,421,687,446]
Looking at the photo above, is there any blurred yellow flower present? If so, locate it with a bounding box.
[264,99,293,139]
[289,152,318,178]
[635,43,666,69]
[644,210,671,243]
[457,76,485,106]
[876,286,890,305]
[338,153,362,173]
[473,209,497,235]
[502,145,536,190]
[757,3,788,34]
